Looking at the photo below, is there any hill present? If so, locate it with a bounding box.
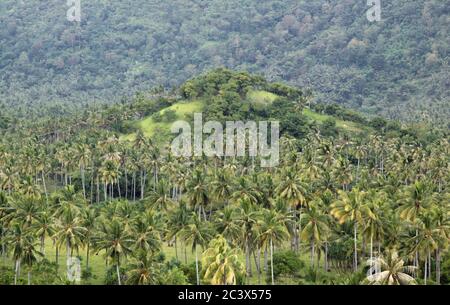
[0,0,448,124]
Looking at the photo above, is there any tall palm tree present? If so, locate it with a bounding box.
[331,188,368,272]
[300,204,330,268]
[93,219,133,285]
[234,199,259,279]
[258,209,289,285]
[275,169,308,252]
[21,234,42,285]
[126,251,160,285]
[179,213,212,285]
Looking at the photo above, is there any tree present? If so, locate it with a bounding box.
[331,189,369,272]
[202,235,244,285]
[179,213,212,285]
[126,251,160,285]
[93,219,133,285]
[300,204,330,268]
[258,209,289,285]
[365,249,417,285]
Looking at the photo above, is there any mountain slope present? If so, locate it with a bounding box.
[0,0,448,124]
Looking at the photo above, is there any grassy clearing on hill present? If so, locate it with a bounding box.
[303,108,366,133]
[121,101,203,141]
[247,90,278,106]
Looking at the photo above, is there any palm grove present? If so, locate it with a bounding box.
[0,70,449,285]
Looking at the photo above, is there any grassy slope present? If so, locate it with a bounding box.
[120,101,203,141]
[121,91,369,141]
[302,108,366,133]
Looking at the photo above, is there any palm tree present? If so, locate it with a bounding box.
[331,188,368,272]
[202,235,245,285]
[7,224,26,285]
[93,219,133,285]
[148,180,175,211]
[365,249,416,285]
[131,210,162,254]
[53,208,86,271]
[179,213,212,285]
[187,169,210,220]
[126,251,160,285]
[32,209,55,257]
[275,170,308,252]
[300,203,330,268]
[21,235,42,285]
[214,206,241,243]
[81,207,98,271]
[166,202,190,262]
[234,199,259,279]
[258,209,289,285]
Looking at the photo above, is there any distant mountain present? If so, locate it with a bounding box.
[0,0,448,124]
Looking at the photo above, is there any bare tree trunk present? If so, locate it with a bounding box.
[195,246,199,285]
[42,172,49,204]
[116,262,121,285]
[354,222,358,272]
[436,249,441,284]
[81,165,86,200]
[270,238,274,285]
[14,259,19,285]
[424,257,427,285]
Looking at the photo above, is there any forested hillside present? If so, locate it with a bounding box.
[0,70,449,285]
[0,0,448,124]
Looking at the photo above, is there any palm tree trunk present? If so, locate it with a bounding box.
[125,169,128,199]
[310,240,315,268]
[245,237,250,278]
[133,173,136,202]
[264,247,268,272]
[42,172,49,204]
[370,233,373,272]
[424,257,427,285]
[324,241,328,272]
[55,246,59,269]
[86,241,90,270]
[428,250,432,280]
[81,165,86,200]
[28,271,31,285]
[256,247,261,284]
[195,246,200,285]
[436,249,441,284]
[174,237,178,261]
[116,261,121,285]
[270,238,274,285]
[354,222,358,272]
[14,259,19,285]
[41,235,45,257]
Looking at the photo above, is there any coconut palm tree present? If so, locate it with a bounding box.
[126,251,160,285]
[93,219,133,285]
[21,234,42,285]
[300,203,330,268]
[365,249,417,285]
[179,213,212,285]
[202,235,245,285]
[258,209,289,285]
[234,199,259,279]
[330,188,369,272]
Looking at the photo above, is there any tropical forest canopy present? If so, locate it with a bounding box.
[0,0,449,124]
